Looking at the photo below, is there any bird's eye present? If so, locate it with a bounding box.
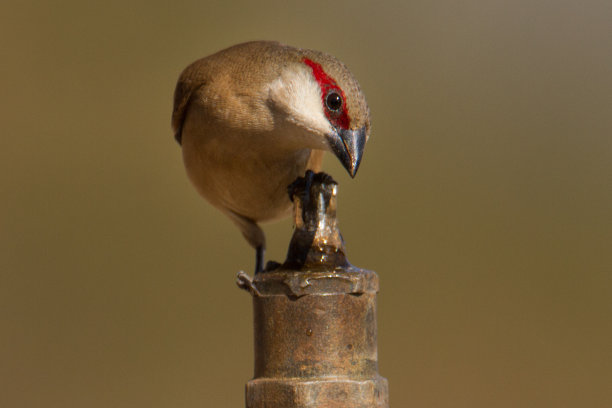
[325,91,343,113]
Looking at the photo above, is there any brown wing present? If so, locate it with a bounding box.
[171,75,203,145]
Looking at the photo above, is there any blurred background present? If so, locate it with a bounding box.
[1,0,611,407]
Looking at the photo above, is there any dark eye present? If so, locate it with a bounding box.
[325,91,343,112]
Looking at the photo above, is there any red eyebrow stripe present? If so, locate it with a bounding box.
[302,58,350,129]
[303,58,336,90]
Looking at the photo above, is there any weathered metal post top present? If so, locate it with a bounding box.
[238,171,389,408]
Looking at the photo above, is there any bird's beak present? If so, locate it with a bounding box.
[327,126,367,178]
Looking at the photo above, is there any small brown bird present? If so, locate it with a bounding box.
[172,41,370,273]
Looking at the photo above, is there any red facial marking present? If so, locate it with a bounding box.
[302,58,350,130]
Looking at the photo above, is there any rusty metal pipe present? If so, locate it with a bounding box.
[238,171,389,408]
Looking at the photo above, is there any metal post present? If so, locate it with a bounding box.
[238,172,389,408]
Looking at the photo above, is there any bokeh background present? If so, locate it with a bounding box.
[1,1,611,407]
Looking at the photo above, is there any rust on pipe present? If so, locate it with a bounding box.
[237,171,389,408]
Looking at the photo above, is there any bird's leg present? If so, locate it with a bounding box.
[255,245,265,274]
[288,170,316,204]
[303,169,315,204]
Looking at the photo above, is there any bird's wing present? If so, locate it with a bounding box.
[172,78,202,145]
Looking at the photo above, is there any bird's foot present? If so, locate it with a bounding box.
[287,170,336,203]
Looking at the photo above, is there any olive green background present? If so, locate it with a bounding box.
[1,1,611,407]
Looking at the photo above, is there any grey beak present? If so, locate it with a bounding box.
[327,126,367,178]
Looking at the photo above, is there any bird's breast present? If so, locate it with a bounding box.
[181,120,321,223]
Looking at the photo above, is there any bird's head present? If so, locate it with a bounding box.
[268,50,370,178]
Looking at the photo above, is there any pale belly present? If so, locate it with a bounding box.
[182,132,321,223]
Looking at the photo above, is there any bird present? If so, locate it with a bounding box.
[172,41,370,273]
